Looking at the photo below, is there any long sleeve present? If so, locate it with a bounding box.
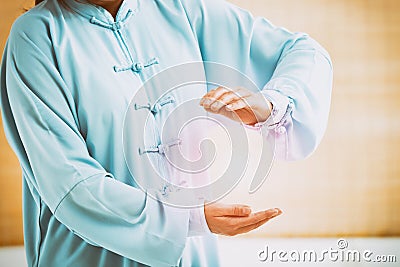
[180,0,333,160]
[0,16,189,267]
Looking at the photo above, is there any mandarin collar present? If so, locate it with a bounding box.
[63,0,139,23]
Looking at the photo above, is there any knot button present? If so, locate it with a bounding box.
[134,62,144,72]
[112,22,122,31]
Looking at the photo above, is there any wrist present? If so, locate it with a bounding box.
[246,100,273,126]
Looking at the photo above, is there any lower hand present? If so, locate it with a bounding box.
[204,202,282,236]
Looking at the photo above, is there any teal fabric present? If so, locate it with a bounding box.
[0,0,332,266]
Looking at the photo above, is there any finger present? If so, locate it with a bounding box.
[208,88,252,112]
[199,87,229,107]
[209,91,241,112]
[216,204,252,217]
[202,87,225,99]
[235,211,281,235]
[202,106,221,115]
[238,208,282,227]
[216,91,241,105]
[201,87,249,109]
[226,98,251,111]
[238,217,272,235]
[208,98,227,113]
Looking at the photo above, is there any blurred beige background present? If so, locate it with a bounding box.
[1,0,399,246]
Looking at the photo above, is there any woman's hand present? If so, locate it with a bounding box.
[200,87,273,126]
[204,203,282,236]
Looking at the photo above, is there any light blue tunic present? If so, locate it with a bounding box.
[0,0,333,266]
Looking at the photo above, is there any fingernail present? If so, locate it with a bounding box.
[268,209,279,216]
[226,105,233,110]
[243,207,252,214]
[273,208,282,215]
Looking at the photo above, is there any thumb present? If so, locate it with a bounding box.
[218,204,252,217]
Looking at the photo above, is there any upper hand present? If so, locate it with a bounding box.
[199,87,272,126]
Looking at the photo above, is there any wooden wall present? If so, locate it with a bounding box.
[0,0,399,246]
[0,0,29,247]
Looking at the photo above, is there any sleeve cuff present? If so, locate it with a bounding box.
[260,89,291,128]
[244,89,292,131]
[188,204,212,237]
